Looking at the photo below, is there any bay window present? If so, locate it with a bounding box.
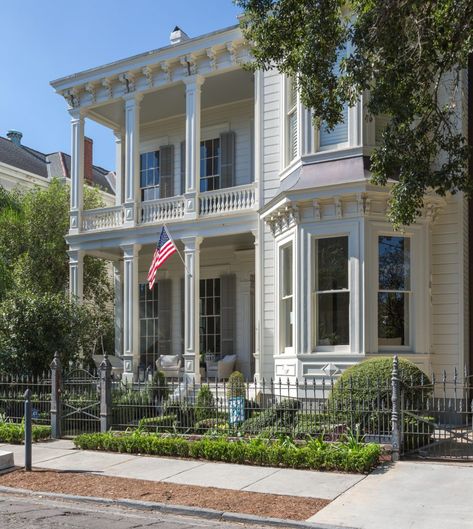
[280,244,294,351]
[378,236,411,347]
[313,236,349,347]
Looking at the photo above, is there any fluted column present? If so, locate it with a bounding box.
[124,93,142,225]
[122,243,141,381]
[183,75,204,218]
[252,228,262,382]
[69,109,85,233]
[114,128,125,206]
[113,260,123,358]
[68,249,84,302]
[182,236,202,381]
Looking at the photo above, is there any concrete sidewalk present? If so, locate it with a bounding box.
[0,440,363,501]
[310,460,473,529]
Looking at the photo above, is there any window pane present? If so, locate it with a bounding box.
[282,246,293,297]
[378,292,409,346]
[316,237,348,291]
[316,292,349,346]
[320,104,348,147]
[378,236,410,290]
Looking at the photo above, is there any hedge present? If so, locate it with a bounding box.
[73,431,381,473]
[0,422,51,444]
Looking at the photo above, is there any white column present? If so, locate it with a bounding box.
[68,249,84,302]
[252,228,262,382]
[182,236,202,380]
[113,260,123,358]
[122,243,141,380]
[69,110,84,233]
[124,93,142,225]
[114,129,125,206]
[183,76,204,217]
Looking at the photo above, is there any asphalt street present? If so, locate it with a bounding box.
[0,492,271,529]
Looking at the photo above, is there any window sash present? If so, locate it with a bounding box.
[140,151,160,201]
[200,138,220,192]
[200,278,221,355]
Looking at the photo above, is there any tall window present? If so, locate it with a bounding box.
[319,105,348,149]
[314,237,349,347]
[200,278,221,354]
[378,236,411,346]
[286,78,298,164]
[139,283,159,369]
[140,151,160,201]
[200,139,220,192]
[280,245,293,351]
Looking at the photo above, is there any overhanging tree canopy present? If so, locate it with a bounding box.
[236,0,473,227]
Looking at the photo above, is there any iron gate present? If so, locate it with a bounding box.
[61,366,100,436]
[401,374,473,460]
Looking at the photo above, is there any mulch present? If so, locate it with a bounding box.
[0,469,329,521]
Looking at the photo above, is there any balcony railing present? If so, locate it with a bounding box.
[199,183,257,217]
[82,205,124,231]
[140,196,185,224]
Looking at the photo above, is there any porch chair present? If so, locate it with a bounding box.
[217,354,237,381]
[156,354,182,379]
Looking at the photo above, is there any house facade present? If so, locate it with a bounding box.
[50,24,471,383]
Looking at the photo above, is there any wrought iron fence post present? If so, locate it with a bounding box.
[391,355,401,462]
[50,352,62,439]
[24,388,32,471]
[100,353,112,432]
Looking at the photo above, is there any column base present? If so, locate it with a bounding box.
[183,353,201,383]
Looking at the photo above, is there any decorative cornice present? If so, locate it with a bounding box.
[85,82,97,102]
[206,47,217,70]
[266,203,299,235]
[142,66,154,87]
[102,78,113,98]
[118,72,136,93]
[180,54,198,76]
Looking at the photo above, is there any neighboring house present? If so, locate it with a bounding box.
[0,130,115,201]
[50,24,472,383]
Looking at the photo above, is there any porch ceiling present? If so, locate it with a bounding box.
[89,69,254,129]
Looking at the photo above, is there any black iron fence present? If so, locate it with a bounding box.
[0,354,472,461]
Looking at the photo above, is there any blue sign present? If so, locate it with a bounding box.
[228,397,245,425]
[32,408,39,420]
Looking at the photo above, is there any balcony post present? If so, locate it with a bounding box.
[68,249,84,302]
[183,75,204,218]
[182,236,203,381]
[114,128,125,206]
[113,260,123,358]
[121,243,141,381]
[252,228,262,382]
[69,109,85,233]
[124,93,143,226]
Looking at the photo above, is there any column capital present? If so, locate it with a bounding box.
[183,74,205,88]
[67,249,84,263]
[68,108,86,121]
[123,92,143,105]
[121,243,142,259]
[182,236,203,251]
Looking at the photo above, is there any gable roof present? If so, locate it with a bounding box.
[0,135,115,195]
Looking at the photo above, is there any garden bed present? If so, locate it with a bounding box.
[0,469,329,521]
[74,431,381,473]
[0,422,50,444]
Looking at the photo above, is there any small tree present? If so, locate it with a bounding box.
[227,371,246,399]
[195,384,216,422]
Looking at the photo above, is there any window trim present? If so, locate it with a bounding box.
[281,75,301,171]
[199,137,221,192]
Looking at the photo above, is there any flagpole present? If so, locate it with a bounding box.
[163,224,192,277]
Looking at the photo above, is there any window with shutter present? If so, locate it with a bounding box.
[159,145,174,198]
[220,274,236,356]
[180,141,186,195]
[220,131,235,189]
[140,151,160,201]
[200,138,220,192]
[200,278,221,355]
[286,78,298,164]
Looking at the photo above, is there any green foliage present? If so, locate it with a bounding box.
[236,0,473,227]
[227,371,246,399]
[138,415,177,433]
[149,371,169,403]
[73,430,381,473]
[239,398,301,436]
[195,385,216,423]
[163,400,195,431]
[0,421,51,444]
[0,290,110,375]
[329,357,430,409]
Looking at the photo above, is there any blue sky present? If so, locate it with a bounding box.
[0,0,241,171]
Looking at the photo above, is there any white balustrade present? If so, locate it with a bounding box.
[140,196,185,224]
[81,206,124,231]
[199,183,257,216]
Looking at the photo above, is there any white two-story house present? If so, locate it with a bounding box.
[50,23,471,383]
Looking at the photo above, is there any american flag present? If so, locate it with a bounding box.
[147,227,177,290]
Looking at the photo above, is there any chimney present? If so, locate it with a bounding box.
[7,130,23,146]
[170,26,190,45]
[84,137,93,183]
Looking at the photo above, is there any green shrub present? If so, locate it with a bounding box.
[239,398,301,436]
[195,385,215,423]
[329,357,431,409]
[73,431,381,473]
[0,421,51,444]
[194,418,230,435]
[149,371,169,403]
[227,371,246,399]
[163,400,195,431]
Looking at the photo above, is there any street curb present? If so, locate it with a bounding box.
[0,485,356,529]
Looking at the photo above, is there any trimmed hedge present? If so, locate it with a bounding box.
[73,431,381,473]
[0,422,51,444]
